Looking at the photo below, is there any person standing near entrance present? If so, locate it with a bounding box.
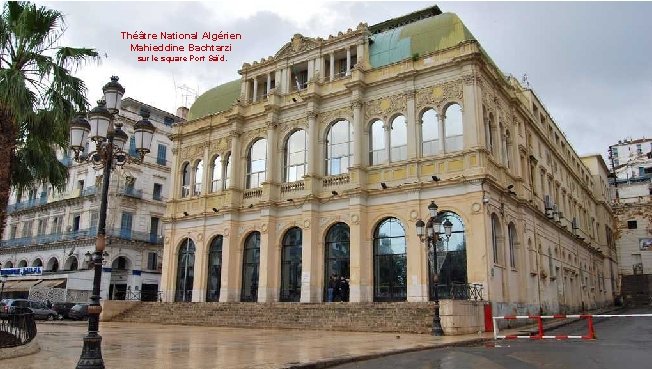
[327,275,335,302]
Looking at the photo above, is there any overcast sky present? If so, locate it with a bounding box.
[37,1,652,158]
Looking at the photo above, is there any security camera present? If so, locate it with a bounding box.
[482,197,490,204]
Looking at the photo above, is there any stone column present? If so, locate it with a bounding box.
[275,70,282,92]
[383,121,391,163]
[267,73,271,95]
[306,112,318,176]
[329,52,335,81]
[258,218,278,302]
[462,75,481,149]
[228,130,241,190]
[349,200,371,302]
[352,101,363,166]
[252,78,258,103]
[346,46,351,76]
[356,40,364,67]
[406,91,417,159]
[438,114,446,154]
[159,238,176,302]
[265,122,278,184]
[193,237,208,302]
[307,59,314,81]
[220,220,240,302]
[300,204,321,302]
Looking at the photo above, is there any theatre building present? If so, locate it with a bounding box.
[160,7,616,331]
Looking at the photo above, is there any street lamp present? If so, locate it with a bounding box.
[70,76,154,369]
[415,200,453,336]
[1,274,7,299]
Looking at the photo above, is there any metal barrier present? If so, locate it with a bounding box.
[493,313,652,340]
[0,310,37,348]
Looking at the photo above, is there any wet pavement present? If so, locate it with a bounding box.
[0,321,484,368]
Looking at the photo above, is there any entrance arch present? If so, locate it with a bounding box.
[324,222,350,302]
[373,217,407,302]
[429,211,467,300]
[206,235,223,302]
[280,227,302,302]
[241,232,260,302]
[175,238,196,302]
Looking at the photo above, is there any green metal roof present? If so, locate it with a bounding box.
[369,12,476,68]
[188,79,241,120]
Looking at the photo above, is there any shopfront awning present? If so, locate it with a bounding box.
[34,279,66,288]
[2,279,41,292]
[2,278,67,292]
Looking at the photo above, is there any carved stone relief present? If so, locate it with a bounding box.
[365,94,407,120]
[415,80,463,112]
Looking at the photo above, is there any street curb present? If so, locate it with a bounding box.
[283,337,490,369]
[284,306,624,368]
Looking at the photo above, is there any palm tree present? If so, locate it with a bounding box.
[0,1,98,237]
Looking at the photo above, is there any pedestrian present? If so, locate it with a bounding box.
[327,275,335,302]
[334,275,342,302]
[46,299,52,309]
[341,277,350,302]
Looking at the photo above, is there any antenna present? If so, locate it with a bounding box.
[176,84,197,108]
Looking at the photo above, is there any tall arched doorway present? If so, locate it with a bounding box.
[109,256,131,300]
[373,217,407,302]
[429,211,467,300]
[206,236,223,302]
[175,238,196,302]
[280,227,302,302]
[241,232,260,302]
[324,222,350,302]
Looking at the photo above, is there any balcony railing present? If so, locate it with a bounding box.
[0,310,37,348]
[243,188,262,199]
[281,180,305,194]
[0,227,163,248]
[81,186,97,197]
[323,173,350,188]
[122,187,143,198]
[6,197,47,213]
[430,283,484,301]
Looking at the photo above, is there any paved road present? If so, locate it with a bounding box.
[333,307,652,369]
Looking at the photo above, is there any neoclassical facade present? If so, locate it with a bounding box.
[162,7,616,317]
[1,98,181,302]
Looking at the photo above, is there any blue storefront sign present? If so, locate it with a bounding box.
[0,267,43,276]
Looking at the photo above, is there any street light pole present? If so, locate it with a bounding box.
[415,201,453,336]
[70,76,154,369]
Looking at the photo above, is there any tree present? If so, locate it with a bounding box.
[0,1,98,237]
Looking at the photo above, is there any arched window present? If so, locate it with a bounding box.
[284,130,307,182]
[247,139,267,188]
[32,258,42,267]
[444,104,463,152]
[505,130,512,169]
[280,227,302,302]
[47,257,59,272]
[369,119,385,165]
[430,211,467,300]
[224,152,232,189]
[485,112,494,155]
[325,120,353,175]
[181,162,190,198]
[373,217,407,302]
[390,115,407,162]
[508,222,517,269]
[241,232,260,302]
[175,238,195,302]
[3,261,13,268]
[65,256,78,271]
[17,260,27,268]
[324,222,350,302]
[491,214,503,265]
[194,160,203,196]
[210,155,223,193]
[206,236,223,302]
[421,109,439,156]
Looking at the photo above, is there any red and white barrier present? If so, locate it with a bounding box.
[493,313,652,340]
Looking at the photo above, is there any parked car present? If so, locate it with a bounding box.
[53,302,77,319]
[69,303,89,320]
[0,299,58,320]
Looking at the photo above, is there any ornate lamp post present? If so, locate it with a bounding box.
[69,76,155,369]
[415,200,453,336]
[0,274,7,299]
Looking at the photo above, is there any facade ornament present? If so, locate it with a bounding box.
[303,219,311,229]
[319,106,352,126]
[261,223,268,234]
[365,94,407,120]
[415,80,463,111]
[351,214,360,225]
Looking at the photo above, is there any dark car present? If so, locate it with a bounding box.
[69,303,89,320]
[53,302,77,319]
[0,299,58,320]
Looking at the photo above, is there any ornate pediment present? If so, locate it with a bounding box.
[275,34,320,59]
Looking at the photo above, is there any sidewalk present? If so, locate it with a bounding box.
[0,307,620,369]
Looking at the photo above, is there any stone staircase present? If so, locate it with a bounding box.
[112,302,439,334]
